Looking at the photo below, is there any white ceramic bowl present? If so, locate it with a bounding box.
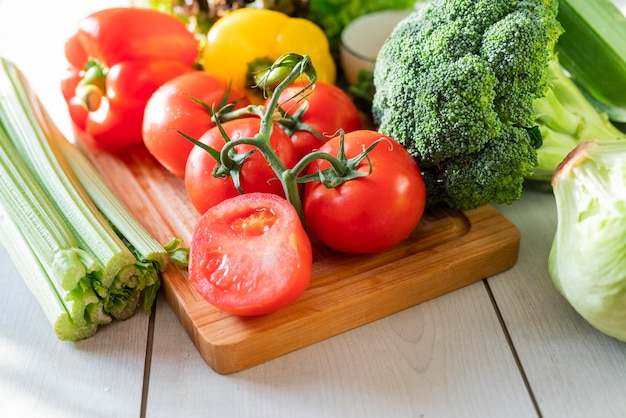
[340,8,418,85]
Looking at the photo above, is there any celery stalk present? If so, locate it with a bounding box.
[0,127,109,339]
[37,97,165,313]
[0,127,91,289]
[0,56,168,339]
[0,204,104,340]
[43,110,169,270]
[0,61,137,286]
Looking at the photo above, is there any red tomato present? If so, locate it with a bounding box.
[142,71,249,179]
[266,81,362,159]
[303,130,427,254]
[185,118,298,214]
[189,192,312,316]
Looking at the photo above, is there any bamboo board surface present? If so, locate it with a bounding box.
[78,137,521,375]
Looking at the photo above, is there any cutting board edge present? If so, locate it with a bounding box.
[170,205,520,374]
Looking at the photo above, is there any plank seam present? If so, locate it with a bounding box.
[484,278,543,418]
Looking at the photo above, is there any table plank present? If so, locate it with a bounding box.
[147,280,537,417]
[492,190,626,418]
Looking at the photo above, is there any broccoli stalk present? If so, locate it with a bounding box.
[549,139,626,342]
[530,56,626,183]
[372,0,562,210]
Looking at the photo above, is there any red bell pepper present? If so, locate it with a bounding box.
[60,7,199,152]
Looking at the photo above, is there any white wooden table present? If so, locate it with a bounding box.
[1,2,625,417]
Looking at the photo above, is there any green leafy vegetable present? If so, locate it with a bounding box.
[549,139,626,342]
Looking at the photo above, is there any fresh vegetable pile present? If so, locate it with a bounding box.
[5,4,427,324]
[6,0,626,337]
[182,53,427,314]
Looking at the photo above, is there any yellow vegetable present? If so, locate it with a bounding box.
[202,8,335,102]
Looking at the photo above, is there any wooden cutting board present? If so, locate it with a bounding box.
[79,138,520,375]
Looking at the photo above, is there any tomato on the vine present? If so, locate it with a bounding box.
[142,71,249,179]
[189,192,312,316]
[266,80,362,159]
[185,118,298,214]
[303,130,427,254]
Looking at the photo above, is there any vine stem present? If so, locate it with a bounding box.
[210,53,375,227]
[217,54,318,223]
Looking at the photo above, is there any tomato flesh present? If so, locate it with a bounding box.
[189,193,312,316]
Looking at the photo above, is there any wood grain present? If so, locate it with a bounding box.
[79,137,521,374]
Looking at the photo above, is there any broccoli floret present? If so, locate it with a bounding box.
[412,54,501,165]
[423,125,538,208]
[372,0,562,209]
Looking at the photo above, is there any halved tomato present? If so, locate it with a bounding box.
[188,192,312,316]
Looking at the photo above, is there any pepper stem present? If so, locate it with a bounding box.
[75,59,107,112]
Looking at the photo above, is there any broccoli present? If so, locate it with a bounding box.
[371,0,562,210]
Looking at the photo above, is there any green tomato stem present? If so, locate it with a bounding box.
[217,104,266,123]
[292,150,350,179]
[221,54,319,223]
[213,53,368,226]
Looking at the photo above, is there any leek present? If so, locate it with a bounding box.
[0,57,168,340]
[556,0,626,119]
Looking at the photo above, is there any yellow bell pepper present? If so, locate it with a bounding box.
[202,8,336,103]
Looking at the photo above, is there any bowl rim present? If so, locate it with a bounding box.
[339,8,417,63]
[339,40,376,64]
